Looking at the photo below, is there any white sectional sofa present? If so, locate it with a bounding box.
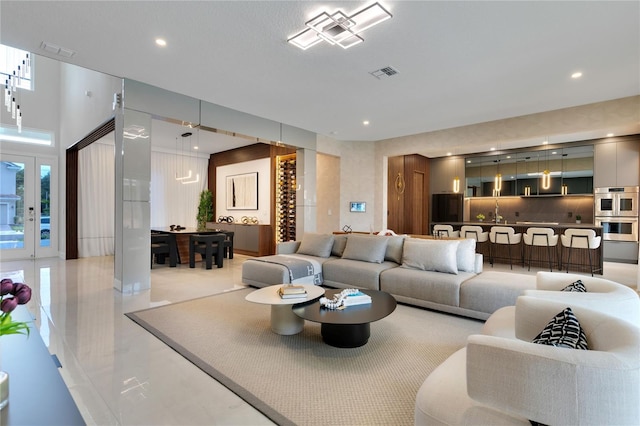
[242,233,537,320]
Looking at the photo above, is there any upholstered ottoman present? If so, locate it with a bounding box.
[460,271,536,316]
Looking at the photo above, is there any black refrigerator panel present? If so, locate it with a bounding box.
[432,194,463,223]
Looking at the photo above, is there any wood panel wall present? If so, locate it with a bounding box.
[387,154,430,234]
[209,143,295,254]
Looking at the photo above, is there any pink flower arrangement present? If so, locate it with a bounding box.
[0,278,32,337]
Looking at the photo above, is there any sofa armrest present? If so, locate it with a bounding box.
[474,253,483,273]
[466,334,638,426]
[276,241,300,254]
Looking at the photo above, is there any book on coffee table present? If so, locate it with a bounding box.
[280,285,306,294]
[278,285,307,299]
[343,291,372,307]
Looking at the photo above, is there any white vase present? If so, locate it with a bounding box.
[0,370,8,410]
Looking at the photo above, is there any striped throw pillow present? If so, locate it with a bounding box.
[532,307,588,350]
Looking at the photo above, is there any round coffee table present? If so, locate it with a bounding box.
[292,289,397,348]
[245,284,325,335]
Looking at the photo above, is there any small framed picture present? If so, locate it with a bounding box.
[350,201,366,213]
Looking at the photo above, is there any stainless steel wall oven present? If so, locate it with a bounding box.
[595,217,638,242]
[595,186,638,217]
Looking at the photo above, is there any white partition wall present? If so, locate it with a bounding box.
[114,107,151,293]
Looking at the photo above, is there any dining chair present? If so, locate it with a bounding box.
[151,233,176,268]
[189,234,225,269]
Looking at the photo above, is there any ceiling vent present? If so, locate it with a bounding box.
[369,66,399,79]
[40,41,76,58]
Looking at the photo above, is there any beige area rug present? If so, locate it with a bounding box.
[126,288,483,426]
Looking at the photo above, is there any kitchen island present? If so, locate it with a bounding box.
[432,222,603,274]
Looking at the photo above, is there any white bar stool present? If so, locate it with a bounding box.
[460,225,489,243]
[489,226,522,269]
[523,227,558,272]
[433,224,460,238]
[561,229,602,276]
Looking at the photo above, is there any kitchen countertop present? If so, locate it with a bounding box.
[435,222,602,229]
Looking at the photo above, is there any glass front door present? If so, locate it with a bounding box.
[0,154,57,259]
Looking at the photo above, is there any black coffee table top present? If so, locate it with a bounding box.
[292,289,396,325]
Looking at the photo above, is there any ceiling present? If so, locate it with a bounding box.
[1,1,639,155]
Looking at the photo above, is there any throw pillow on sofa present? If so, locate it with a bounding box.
[297,233,335,258]
[331,235,348,257]
[532,307,588,350]
[384,235,405,264]
[456,238,476,272]
[401,239,460,274]
[342,234,389,263]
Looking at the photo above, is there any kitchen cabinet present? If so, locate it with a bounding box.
[594,141,640,187]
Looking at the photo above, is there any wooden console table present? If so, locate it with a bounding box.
[206,222,273,256]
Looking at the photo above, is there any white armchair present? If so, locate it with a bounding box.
[416,297,640,425]
[467,297,640,426]
[529,271,640,324]
[482,271,640,338]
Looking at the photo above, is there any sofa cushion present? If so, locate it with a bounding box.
[384,235,405,264]
[457,238,476,272]
[561,279,587,292]
[380,267,472,306]
[460,271,536,315]
[296,233,335,258]
[342,234,388,264]
[323,258,397,290]
[331,235,348,257]
[532,307,588,350]
[402,239,460,274]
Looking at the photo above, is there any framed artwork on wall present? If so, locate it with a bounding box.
[226,172,258,210]
[350,201,366,212]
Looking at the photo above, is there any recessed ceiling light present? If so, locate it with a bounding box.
[542,140,549,145]
[193,146,199,150]
[363,120,370,126]
[606,133,614,137]
[446,152,452,156]
[571,71,582,79]
[467,160,471,163]
[506,155,511,159]
[552,151,557,155]
[155,38,167,47]
[490,147,496,151]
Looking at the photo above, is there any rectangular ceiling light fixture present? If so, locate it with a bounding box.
[288,2,392,50]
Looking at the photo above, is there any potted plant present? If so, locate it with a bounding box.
[575,214,582,224]
[476,213,485,222]
[196,189,214,230]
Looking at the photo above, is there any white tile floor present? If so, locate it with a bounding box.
[0,255,638,425]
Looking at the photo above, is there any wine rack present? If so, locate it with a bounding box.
[276,154,296,243]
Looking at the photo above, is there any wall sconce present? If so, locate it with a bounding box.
[452,176,460,193]
[524,186,531,196]
[394,172,405,200]
[562,184,568,195]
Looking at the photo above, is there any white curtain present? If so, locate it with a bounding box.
[150,150,208,228]
[78,141,115,257]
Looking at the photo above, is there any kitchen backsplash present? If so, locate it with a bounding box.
[468,196,594,224]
